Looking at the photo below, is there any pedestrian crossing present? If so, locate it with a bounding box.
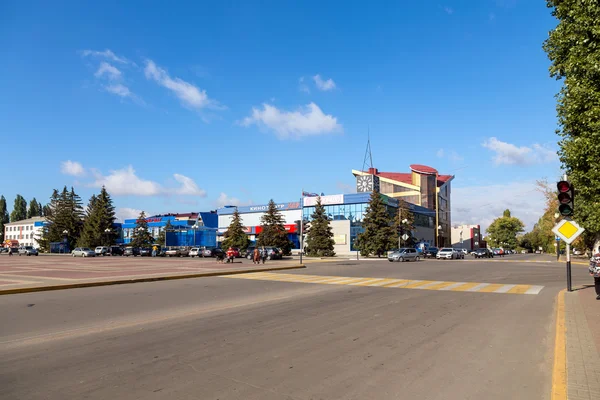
[223,272,544,295]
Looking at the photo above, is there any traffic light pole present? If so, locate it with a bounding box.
[566,243,572,292]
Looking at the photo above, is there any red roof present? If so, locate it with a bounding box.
[358,167,453,187]
[409,164,438,175]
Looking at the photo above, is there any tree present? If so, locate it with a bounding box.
[393,199,416,248]
[10,195,27,222]
[0,196,8,242]
[78,186,117,248]
[543,1,600,244]
[257,199,293,255]
[356,190,396,257]
[27,198,42,218]
[131,211,154,248]
[38,187,84,252]
[222,208,250,251]
[305,197,335,257]
[486,209,525,249]
[157,219,172,247]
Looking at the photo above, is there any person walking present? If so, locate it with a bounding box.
[261,247,268,264]
[590,253,600,300]
[151,245,157,257]
[253,247,260,265]
[8,247,12,257]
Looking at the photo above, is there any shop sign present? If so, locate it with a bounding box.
[303,194,344,207]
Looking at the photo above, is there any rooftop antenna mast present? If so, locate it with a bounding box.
[362,127,373,172]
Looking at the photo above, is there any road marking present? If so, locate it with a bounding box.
[224,273,542,295]
[551,289,567,400]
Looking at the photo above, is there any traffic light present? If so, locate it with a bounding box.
[557,180,574,217]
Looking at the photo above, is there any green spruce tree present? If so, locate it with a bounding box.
[27,198,42,218]
[131,211,154,248]
[0,196,8,242]
[356,190,396,257]
[38,187,84,251]
[305,197,335,257]
[77,195,98,248]
[222,208,250,251]
[257,199,293,255]
[393,199,416,248]
[10,194,27,222]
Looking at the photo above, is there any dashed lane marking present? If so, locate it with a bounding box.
[223,273,543,295]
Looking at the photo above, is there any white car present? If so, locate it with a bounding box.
[95,246,109,256]
[72,248,96,257]
[189,247,201,258]
[436,248,456,260]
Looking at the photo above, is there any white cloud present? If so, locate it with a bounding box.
[436,149,445,158]
[104,83,132,98]
[81,49,129,64]
[173,173,206,197]
[313,74,336,91]
[60,160,85,176]
[241,102,342,139]
[482,137,558,166]
[144,60,222,110]
[94,62,121,80]
[451,181,545,233]
[444,6,454,15]
[336,182,355,194]
[299,77,310,93]
[91,166,162,196]
[215,193,252,208]
[115,207,144,222]
[87,165,206,197]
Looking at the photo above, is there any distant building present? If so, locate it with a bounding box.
[451,224,482,251]
[352,164,454,247]
[3,217,47,248]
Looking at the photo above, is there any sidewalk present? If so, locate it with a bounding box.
[564,287,600,399]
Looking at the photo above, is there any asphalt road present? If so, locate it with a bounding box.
[0,254,592,400]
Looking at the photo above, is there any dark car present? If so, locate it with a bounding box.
[423,247,439,258]
[202,247,223,257]
[473,248,493,258]
[245,247,256,260]
[107,246,124,256]
[139,248,152,257]
[124,247,140,257]
[262,247,282,260]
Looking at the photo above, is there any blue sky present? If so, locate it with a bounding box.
[0,0,561,231]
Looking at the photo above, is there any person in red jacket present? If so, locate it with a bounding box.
[226,247,235,263]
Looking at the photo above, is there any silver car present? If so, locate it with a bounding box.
[453,249,465,259]
[388,248,420,262]
[72,247,96,257]
[18,246,38,256]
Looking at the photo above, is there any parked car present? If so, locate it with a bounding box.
[423,247,439,258]
[165,247,180,257]
[452,249,465,259]
[18,246,38,256]
[124,247,140,257]
[203,247,222,257]
[179,247,190,257]
[459,248,469,257]
[189,247,201,257]
[139,248,152,257]
[436,248,456,260]
[245,247,256,260]
[493,248,505,257]
[231,247,241,258]
[0,247,8,253]
[107,246,124,256]
[388,248,420,262]
[573,249,583,255]
[95,246,109,256]
[72,247,96,257]
[262,247,282,260]
[473,248,493,258]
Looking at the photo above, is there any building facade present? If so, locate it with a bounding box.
[3,217,47,248]
[450,224,482,251]
[352,164,454,247]
[216,193,437,254]
[121,212,218,247]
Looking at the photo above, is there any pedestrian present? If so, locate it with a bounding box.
[261,247,267,264]
[8,247,12,257]
[216,250,225,264]
[151,245,157,257]
[589,253,600,300]
[253,247,260,265]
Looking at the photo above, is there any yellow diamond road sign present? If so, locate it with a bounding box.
[552,218,585,244]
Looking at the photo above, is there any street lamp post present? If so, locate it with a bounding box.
[192,223,198,247]
[400,218,408,248]
[62,230,68,253]
[437,225,442,247]
[104,228,111,246]
[459,230,463,249]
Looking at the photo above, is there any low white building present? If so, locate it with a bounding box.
[451,224,482,251]
[3,217,47,248]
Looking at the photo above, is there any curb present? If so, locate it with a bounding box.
[0,264,306,296]
[551,289,567,400]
